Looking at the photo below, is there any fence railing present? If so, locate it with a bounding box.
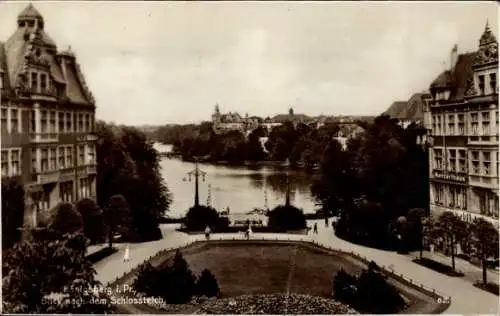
[106,235,451,306]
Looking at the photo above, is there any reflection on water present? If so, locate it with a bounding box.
[159,158,318,218]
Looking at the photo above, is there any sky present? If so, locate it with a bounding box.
[0,1,498,125]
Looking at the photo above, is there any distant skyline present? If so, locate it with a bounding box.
[0,1,498,125]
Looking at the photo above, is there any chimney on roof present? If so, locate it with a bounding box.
[450,44,458,70]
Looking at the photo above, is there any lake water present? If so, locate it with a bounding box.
[155,143,319,218]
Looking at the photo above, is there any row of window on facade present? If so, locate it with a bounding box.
[32,178,93,212]
[0,148,21,177]
[0,144,96,177]
[431,110,499,136]
[31,145,96,173]
[432,148,499,176]
[0,106,94,134]
[432,183,499,217]
[432,184,468,210]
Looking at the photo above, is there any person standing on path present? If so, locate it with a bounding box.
[205,225,211,240]
[313,223,318,234]
[246,224,252,240]
[123,244,131,262]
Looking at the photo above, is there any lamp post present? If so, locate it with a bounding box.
[186,158,206,207]
[416,132,434,217]
[283,158,291,206]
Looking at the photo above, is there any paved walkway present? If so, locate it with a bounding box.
[310,219,499,315]
[93,221,499,315]
[411,250,499,286]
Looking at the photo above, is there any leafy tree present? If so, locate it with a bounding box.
[196,269,220,297]
[469,218,499,285]
[246,127,268,162]
[267,205,306,231]
[265,122,299,161]
[96,122,172,242]
[406,208,426,258]
[76,198,105,244]
[105,194,133,248]
[2,230,112,313]
[435,211,468,271]
[119,127,172,240]
[185,205,220,231]
[315,116,428,250]
[355,265,405,313]
[311,139,352,214]
[332,264,405,314]
[133,262,162,297]
[332,268,357,304]
[165,250,197,304]
[50,203,83,236]
[2,179,25,249]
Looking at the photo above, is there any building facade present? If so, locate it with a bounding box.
[0,4,97,228]
[426,23,499,223]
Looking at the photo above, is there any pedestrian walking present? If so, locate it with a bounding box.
[313,223,318,234]
[246,224,252,240]
[123,244,131,262]
[205,225,211,240]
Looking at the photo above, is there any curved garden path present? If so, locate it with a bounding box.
[94,221,499,314]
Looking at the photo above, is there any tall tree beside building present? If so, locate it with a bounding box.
[434,211,468,271]
[469,218,499,285]
[1,180,25,249]
[96,122,172,242]
[314,115,429,249]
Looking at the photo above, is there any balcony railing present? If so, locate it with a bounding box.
[30,133,58,143]
[470,175,499,189]
[432,170,467,183]
[33,170,60,184]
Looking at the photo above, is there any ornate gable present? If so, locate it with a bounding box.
[474,21,498,67]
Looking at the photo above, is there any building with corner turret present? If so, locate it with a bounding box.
[0,4,98,228]
[424,22,499,224]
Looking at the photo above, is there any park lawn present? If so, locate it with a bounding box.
[179,243,365,297]
[152,241,439,314]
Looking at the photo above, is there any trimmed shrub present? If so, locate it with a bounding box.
[197,269,220,297]
[332,264,406,314]
[50,202,83,236]
[76,198,106,244]
[332,269,357,304]
[185,205,220,231]
[267,205,306,231]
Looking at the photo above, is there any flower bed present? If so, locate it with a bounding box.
[412,258,464,277]
[473,282,499,296]
[194,294,358,314]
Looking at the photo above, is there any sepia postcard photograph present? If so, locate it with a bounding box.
[0,0,499,314]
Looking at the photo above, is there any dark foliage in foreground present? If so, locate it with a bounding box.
[267,205,307,231]
[133,251,219,304]
[333,263,405,314]
[2,229,113,313]
[196,269,220,298]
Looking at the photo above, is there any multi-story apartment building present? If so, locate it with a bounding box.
[426,23,499,223]
[0,4,97,228]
